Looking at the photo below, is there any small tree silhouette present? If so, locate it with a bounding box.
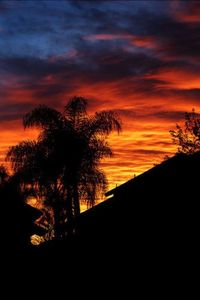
[170,109,200,154]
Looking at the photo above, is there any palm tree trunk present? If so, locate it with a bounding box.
[70,183,80,237]
[73,184,80,217]
[65,186,74,236]
[53,206,61,240]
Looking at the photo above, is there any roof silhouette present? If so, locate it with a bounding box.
[106,152,200,196]
[76,152,199,252]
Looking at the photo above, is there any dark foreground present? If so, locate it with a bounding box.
[7,154,199,293]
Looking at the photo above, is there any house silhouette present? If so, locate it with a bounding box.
[76,153,199,254]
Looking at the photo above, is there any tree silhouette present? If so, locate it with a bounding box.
[7,97,122,238]
[170,109,200,154]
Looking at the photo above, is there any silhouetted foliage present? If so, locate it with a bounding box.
[170,109,200,154]
[7,96,122,238]
[0,164,8,186]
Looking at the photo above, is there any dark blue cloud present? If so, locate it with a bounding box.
[0,0,171,58]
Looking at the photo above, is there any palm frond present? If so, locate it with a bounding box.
[79,168,107,207]
[64,96,87,118]
[23,105,62,129]
[6,140,38,172]
[89,110,122,137]
[85,138,113,163]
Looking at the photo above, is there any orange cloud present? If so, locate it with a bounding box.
[0,81,196,191]
[146,66,200,90]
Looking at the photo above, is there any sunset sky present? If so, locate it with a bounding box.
[1,0,200,191]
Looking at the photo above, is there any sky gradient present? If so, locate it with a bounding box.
[1,0,200,190]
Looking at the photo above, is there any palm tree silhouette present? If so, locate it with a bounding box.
[7,96,122,238]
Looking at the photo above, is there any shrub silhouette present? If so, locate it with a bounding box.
[170,109,200,154]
